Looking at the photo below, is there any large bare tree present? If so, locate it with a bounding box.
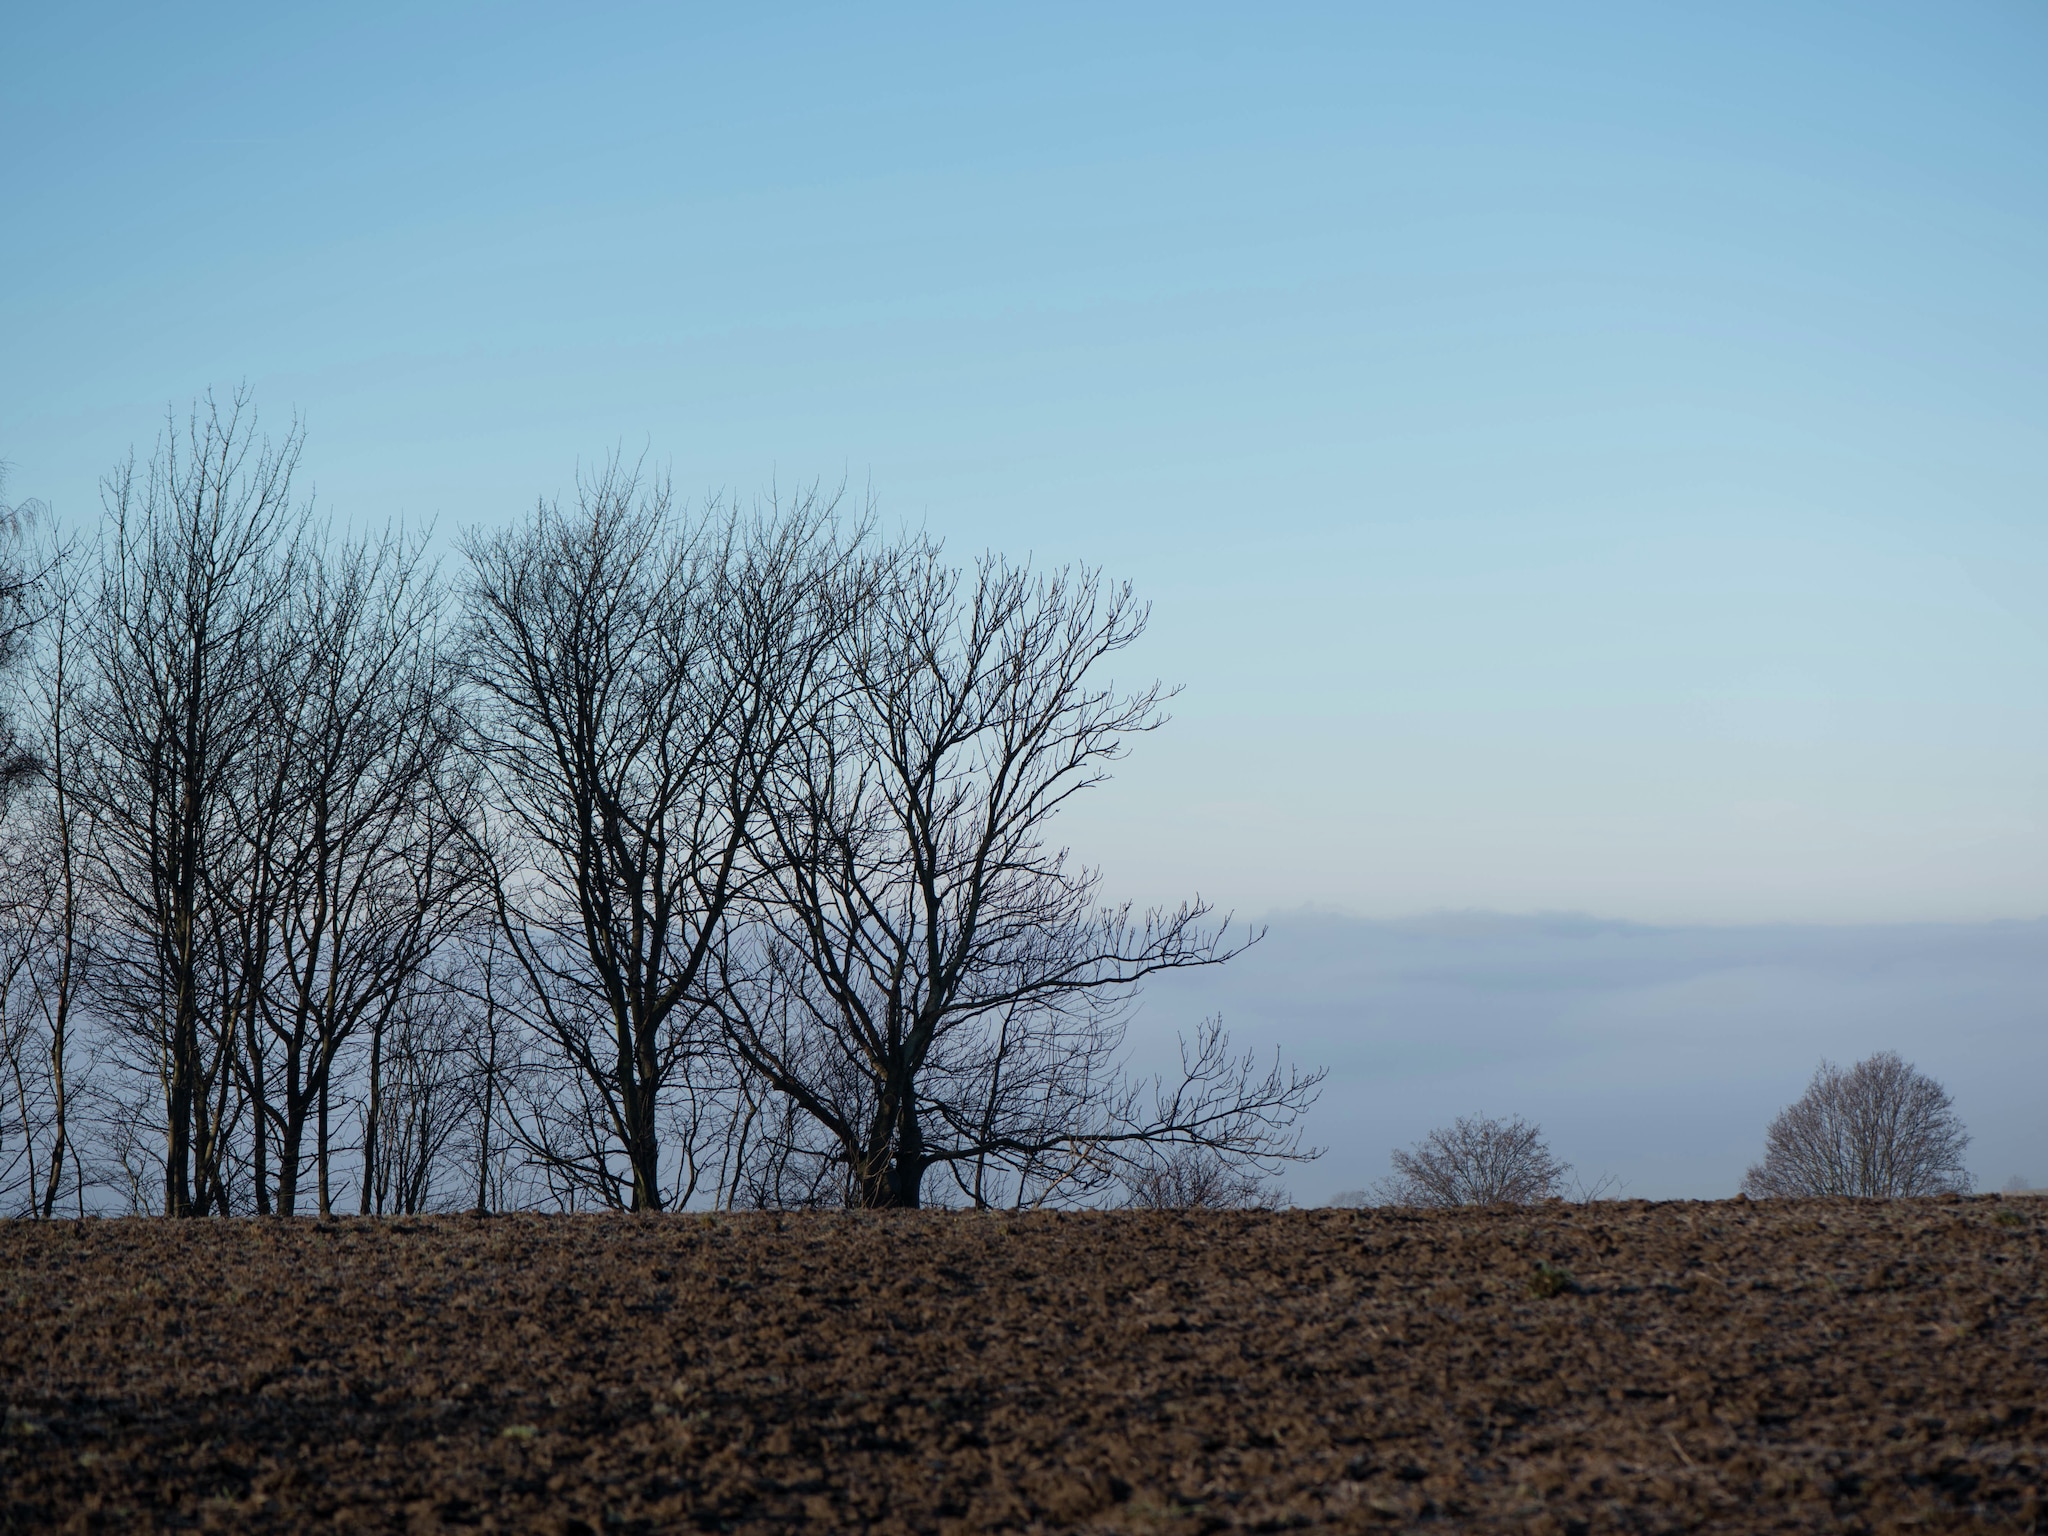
[1742,1052,1970,1198]
[77,392,304,1216]
[724,546,1320,1209]
[461,464,846,1210]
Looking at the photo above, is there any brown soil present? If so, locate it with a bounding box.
[1,1200,2042,1533]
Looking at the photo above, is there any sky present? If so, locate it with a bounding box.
[4,3,2044,928]
[3,6,2044,1195]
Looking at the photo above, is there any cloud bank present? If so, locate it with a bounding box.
[1133,911,2048,1204]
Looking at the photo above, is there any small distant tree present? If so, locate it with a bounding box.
[1376,1114,1569,1207]
[1742,1052,1970,1199]
[1123,1144,1289,1211]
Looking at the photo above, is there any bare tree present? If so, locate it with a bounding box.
[1742,1052,1971,1198]
[1376,1115,1569,1207]
[94,1079,165,1215]
[723,545,1320,1209]
[14,564,105,1226]
[0,547,94,1217]
[1123,1142,1290,1211]
[444,925,519,1214]
[229,530,477,1217]
[77,391,305,1216]
[359,972,473,1214]
[461,463,847,1210]
[0,824,60,1213]
[0,466,55,1212]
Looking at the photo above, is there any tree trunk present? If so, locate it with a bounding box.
[860,1082,925,1208]
[39,671,79,1222]
[623,1018,660,1212]
[316,1073,332,1217]
[166,1017,194,1217]
[38,997,71,1220]
[360,1013,383,1215]
[248,1030,270,1215]
[278,1085,306,1217]
[473,1047,494,1216]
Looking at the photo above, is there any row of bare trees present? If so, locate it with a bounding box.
[0,393,1321,1217]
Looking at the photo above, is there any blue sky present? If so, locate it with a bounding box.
[4,3,2045,926]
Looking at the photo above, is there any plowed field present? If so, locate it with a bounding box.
[2,1200,2043,1532]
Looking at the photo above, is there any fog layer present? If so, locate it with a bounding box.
[1135,912,2048,1204]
